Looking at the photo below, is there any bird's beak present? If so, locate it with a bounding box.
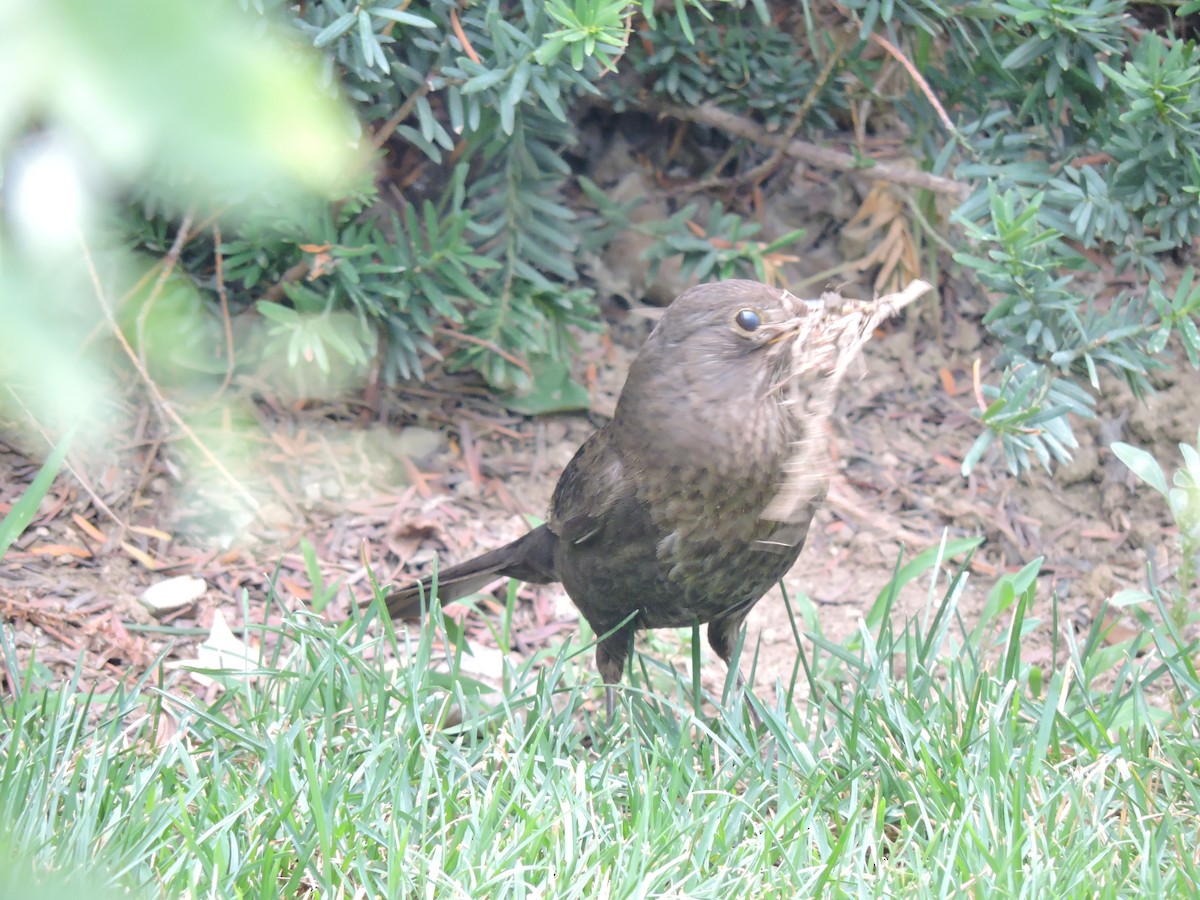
[765,319,806,345]
[765,292,815,345]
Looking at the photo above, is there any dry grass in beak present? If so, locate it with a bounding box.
[763,279,933,523]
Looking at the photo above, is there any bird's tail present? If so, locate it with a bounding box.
[378,524,558,619]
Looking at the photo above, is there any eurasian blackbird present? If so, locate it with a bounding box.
[383,280,823,714]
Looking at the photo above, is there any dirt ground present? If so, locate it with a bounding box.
[2,144,1197,707]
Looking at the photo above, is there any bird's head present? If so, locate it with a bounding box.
[634,280,812,391]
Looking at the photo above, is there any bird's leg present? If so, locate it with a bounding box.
[707,617,763,726]
[595,625,634,719]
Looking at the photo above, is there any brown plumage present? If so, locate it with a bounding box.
[382,280,825,713]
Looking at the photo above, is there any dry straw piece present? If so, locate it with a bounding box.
[763,279,933,524]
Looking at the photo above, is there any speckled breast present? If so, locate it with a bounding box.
[631,404,817,629]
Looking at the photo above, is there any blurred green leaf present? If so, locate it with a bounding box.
[1111,441,1169,497]
[0,431,73,559]
[501,355,591,415]
[0,0,362,209]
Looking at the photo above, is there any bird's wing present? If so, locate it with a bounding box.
[547,430,637,547]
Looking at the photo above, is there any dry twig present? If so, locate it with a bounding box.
[627,99,967,198]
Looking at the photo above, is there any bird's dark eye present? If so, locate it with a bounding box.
[734,308,762,332]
